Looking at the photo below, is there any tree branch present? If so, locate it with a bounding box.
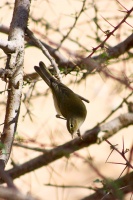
[0,39,16,53]
[1,25,133,77]
[87,7,133,58]
[0,0,31,165]
[26,28,62,81]
[0,186,37,200]
[81,171,133,200]
[4,113,133,180]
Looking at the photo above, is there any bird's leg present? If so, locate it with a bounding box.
[77,129,83,140]
[56,114,66,120]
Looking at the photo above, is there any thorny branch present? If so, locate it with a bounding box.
[0,26,133,83]
[87,6,133,58]
[45,146,133,200]
[0,1,133,199]
[56,0,87,50]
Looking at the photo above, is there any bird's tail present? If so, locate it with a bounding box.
[34,61,53,86]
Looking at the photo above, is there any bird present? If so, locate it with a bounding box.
[34,61,89,139]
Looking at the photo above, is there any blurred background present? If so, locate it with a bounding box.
[0,0,133,199]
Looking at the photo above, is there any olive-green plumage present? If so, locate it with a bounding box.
[34,61,87,138]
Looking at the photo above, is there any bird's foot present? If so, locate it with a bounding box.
[77,129,83,140]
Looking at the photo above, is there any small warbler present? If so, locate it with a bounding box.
[34,61,89,138]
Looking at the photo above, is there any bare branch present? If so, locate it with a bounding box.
[57,0,86,50]
[87,7,133,57]
[1,25,133,76]
[115,0,128,11]
[0,160,17,189]
[26,28,62,81]
[0,0,31,165]
[0,186,37,200]
[81,171,133,200]
[0,39,16,53]
[102,33,133,61]
[0,68,13,78]
[0,24,9,34]
[99,113,133,141]
[101,68,133,90]
[99,91,133,124]
[4,112,133,180]
[0,1,133,199]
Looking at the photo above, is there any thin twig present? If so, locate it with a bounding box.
[105,139,133,169]
[99,91,133,124]
[56,0,86,50]
[44,183,94,190]
[26,28,62,81]
[13,143,47,152]
[88,7,133,58]
[115,0,128,11]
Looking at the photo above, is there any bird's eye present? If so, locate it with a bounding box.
[70,124,73,128]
